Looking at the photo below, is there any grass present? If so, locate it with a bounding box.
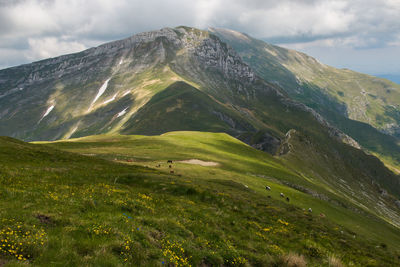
[43,132,400,244]
[21,131,399,266]
[120,81,253,135]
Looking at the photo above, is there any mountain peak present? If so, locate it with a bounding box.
[0,25,355,151]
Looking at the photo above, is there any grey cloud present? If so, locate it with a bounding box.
[0,0,399,75]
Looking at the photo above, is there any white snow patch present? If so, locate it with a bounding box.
[38,104,55,123]
[90,78,111,107]
[122,90,131,97]
[42,105,55,118]
[117,107,128,118]
[103,93,117,105]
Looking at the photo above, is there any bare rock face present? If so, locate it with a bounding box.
[251,133,281,155]
[395,200,400,209]
[278,129,296,156]
[383,124,400,138]
[193,36,256,83]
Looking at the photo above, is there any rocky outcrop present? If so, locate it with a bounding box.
[278,129,296,156]
[281,98,361,149]
[238,130,281,155]
[193,36,256,83]
[395,200,400,209]
[250,133,281,155]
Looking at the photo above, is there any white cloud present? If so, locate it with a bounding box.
[0,0,57,37]
[388,34,400,46]
[226,0,354,37]
[0,0,399,74]
[193,0,221,28]
[26,37,86,60]
[280,38,400,75]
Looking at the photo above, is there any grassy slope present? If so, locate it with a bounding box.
[278,129,400,227]
[34,132,400,266]
[120,81,254,135]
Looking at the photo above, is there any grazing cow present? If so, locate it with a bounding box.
[267,195,271,198]
[308,208,312,213]
[167,160,173,164]
[244,185,249,188]
[280,193,284,197]
[127,159,133,162]
[286,197,290,202]
[170,170,174,174]
[319,213,326,218]
[169,165,172,168]
[265,186,271,191]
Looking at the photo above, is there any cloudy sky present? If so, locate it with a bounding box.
[1,0,399,78]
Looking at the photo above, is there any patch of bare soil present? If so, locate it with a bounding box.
[178,159,219,167]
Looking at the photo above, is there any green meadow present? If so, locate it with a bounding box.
[0,132,399,266]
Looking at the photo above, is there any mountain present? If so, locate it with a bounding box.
[210,27,400,170]
[0,27,348,145]
[210,28,400,136]
[1,26,400,265]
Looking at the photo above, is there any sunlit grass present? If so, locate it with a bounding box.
[0,134,399,266]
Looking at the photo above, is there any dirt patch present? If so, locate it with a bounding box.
[36,214,52,224]
[178,159,219,167]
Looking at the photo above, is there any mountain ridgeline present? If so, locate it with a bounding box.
[1,26,400,232]
[0,26,352,146]
[210,27,400,170]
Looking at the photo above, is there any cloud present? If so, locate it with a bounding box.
[225,0,355,37]
[26,37,86,60]
[280,38,400,75]
[0,0,399,74]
